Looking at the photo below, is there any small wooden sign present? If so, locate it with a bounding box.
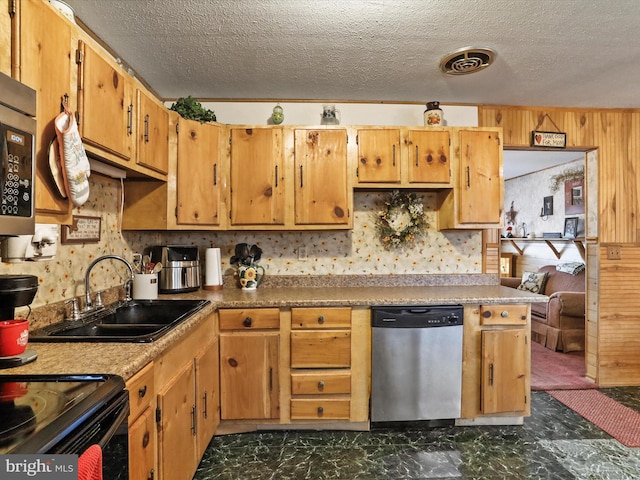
[531,130,567,148]
[61,215,101,244]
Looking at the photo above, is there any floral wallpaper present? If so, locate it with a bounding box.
[125,191,482,278]
[0,175,133,309]
[1,176,481,310]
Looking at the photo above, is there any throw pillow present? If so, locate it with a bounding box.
[517,271,548,294]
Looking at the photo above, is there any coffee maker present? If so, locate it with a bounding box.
[0,275,38,320]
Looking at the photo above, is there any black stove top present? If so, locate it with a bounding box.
[0,374,126,454]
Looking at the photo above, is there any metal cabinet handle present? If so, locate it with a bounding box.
[466,166,471,187]
[392,144,396,166]
[203,391,208,419]
[275,165,278,188]
[318,315,325,324]
[243,316,253,327]
[144,114,149,143]
[501,311,509,318]
[317,381,325,391]
[213,163,217,186]
[147,468,154,480]
[317,406,324,416]
[299,165,304,188]
[127,104,133,135]
[138,385,147,398]
[191,405,197,435]
[415,145,419,166]
[488,363,494,386]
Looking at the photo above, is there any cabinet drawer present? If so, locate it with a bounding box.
[291,307,351,329]
[291,370,351,395]
[126,362,154,421]
[291,331,351,368]
[480,304,528,325]
[290,398,351,420]
[219,308,280,330]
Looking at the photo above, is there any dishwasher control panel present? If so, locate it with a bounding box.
[371,305,463,328]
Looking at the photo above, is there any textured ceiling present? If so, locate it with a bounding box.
[61,0,640,107]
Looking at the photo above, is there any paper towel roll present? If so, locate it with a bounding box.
[204,247,223,290]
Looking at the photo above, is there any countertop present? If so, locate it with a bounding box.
[1,284,545,380]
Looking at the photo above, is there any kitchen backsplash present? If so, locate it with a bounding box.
[125,192,481,279]
[1,175,480,310]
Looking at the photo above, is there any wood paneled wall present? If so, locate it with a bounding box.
[479,105,640,386]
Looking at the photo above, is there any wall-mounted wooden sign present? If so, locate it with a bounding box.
[531,130,567,148]
[61,215,101,244]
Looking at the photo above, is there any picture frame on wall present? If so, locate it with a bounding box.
[564,216,579,239]
[543,196,554,216]
[564,178,585,214]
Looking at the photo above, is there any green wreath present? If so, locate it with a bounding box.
[375,190,428,249]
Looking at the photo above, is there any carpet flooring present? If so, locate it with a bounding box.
[547,389,640,447]
[531,341,597,391]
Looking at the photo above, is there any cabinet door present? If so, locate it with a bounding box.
[78,41,133,161]
[137,89,169,174]
[356,129,401,183]
[294,129,350,225]
[19,0,72,218]
[230,127,284,225]
[157,361,196,480]
[195,338,219,458]
[219,333,279,420]
[458,129,502,224]
[128,407,156,480]
[481,329,527,414]
[407,130,451,184]
[176,118,222,225]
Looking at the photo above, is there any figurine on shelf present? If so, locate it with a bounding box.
[505,225,514,238]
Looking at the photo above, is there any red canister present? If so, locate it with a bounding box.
[0,319,29,357]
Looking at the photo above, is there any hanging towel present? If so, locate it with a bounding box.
[556,262,586,276]
[78,444,103,480]
[54,109,91,206]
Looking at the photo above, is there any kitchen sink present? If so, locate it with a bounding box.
[29,299,210,343]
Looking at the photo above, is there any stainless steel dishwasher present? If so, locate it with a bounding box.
[371,305,464,423]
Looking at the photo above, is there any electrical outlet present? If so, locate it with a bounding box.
[298,246,307,260]
[607,245,622,260]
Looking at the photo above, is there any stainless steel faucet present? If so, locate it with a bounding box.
[84,255,135,311]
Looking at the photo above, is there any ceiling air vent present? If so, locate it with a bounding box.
[440,47,496,75]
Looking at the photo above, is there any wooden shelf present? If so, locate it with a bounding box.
[500,237,586,261]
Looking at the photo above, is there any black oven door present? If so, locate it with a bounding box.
[52,389,130,479]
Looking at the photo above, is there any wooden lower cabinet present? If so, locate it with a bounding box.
[461,304,531,420]
[153,314,218,480]
[126,362,155,480]
[129,407,156,480]
[219,332,280,420]
[288,307,369,424]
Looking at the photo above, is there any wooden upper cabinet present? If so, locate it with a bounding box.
[0,0,10,76]
[355,128,452,187]
[458,129,502,224]
[356,129,401,183]
[438,127,503,229]
[229,127,284,226]
[18,0,72,220]
[294,128,350,225]
[77,40,133,162]
[406,129,451,184]
[136,89,168,174]
[176,118,222,226]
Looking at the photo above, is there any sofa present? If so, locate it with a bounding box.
[500,264,586,352]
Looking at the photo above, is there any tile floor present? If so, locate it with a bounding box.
[193,387,640,480]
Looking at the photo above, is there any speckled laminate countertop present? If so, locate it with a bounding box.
[1,284,545,380]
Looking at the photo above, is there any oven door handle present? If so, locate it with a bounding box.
[98,399,129,449]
